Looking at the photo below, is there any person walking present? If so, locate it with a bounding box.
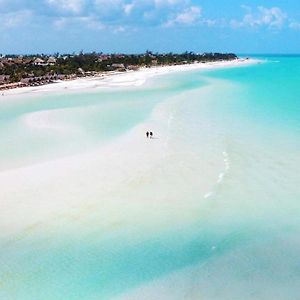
[150,132,153,139]
[146,131,149,138]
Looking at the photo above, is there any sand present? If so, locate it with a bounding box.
[0,58,259,242]
[1,59,258,99]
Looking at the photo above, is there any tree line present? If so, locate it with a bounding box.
[0,52,238,83]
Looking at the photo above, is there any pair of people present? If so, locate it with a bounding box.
[146,131,153,139]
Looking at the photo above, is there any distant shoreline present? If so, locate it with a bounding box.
[1,58,259,98]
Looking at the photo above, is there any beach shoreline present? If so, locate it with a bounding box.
[1,58,259,99]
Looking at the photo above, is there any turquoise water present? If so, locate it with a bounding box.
[0,57,300,299]
[0,73,207,170]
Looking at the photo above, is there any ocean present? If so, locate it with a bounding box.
[0,56,299,299]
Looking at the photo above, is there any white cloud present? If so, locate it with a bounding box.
[123,2,135,15]
[258,6,287,28]
[93,0,185,17]
[203,19,217,27]
[54,15,105,30]
[53,17,67,29]
[240,5,251,13]
[93,0,127,19]
[289,20,300,30]
[164,5,201,27]
[154,0,186,7]
[94,0,122,9]
[1,10,32,28]
[113,25,126,33]
[230,6,287,29]
[47,0,84,14]
[82,16,105,30]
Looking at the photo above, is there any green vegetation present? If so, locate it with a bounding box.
[0,51,238,85]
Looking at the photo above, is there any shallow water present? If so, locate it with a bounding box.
[0,57,299,299]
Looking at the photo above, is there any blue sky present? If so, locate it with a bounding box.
[0,0,300,54]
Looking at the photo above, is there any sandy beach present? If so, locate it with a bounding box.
[1,58,258,99]
[0,79,228,238]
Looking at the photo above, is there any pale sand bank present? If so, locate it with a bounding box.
[0,78,230,241]
[0,59,259,241]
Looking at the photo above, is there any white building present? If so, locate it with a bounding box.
[33,58,45,66]
[47,57,57,65]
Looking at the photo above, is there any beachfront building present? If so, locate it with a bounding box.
[77,68,85,75]
[111,63,126,71]
[97,55,111,62]
[47,57,57,65]
[14,56,24,65]
[57,74,67,80]
[0,58,15,66]
[20,78,32,85]
[0,75,10,84]
[33,58,45,66]
[127,65,139,71]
